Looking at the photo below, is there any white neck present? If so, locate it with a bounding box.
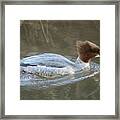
[75,57,90,69]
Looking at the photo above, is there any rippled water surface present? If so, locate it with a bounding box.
[20,20,100,100]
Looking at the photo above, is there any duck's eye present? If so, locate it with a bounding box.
[91,48,100,53]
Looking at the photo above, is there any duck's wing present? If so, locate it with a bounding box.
[20,53,75,67]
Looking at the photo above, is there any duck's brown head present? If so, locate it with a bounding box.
[76,40,100,63]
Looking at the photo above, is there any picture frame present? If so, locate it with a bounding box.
[0,0,119,119]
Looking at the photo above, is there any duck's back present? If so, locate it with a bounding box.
[21,53,76,68]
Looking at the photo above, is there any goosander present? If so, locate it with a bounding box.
[20,41,100,78]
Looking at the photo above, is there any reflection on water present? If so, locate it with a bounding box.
[20,20,100,100]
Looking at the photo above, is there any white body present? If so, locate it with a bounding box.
[21,53,90,78]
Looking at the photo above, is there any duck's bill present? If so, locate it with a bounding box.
[95,54,100,58]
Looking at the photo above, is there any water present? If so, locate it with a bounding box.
[20,20,100,100]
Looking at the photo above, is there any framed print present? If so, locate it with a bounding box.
[0,0,119,119]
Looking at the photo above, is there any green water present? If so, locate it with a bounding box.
[20,20,100,100]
